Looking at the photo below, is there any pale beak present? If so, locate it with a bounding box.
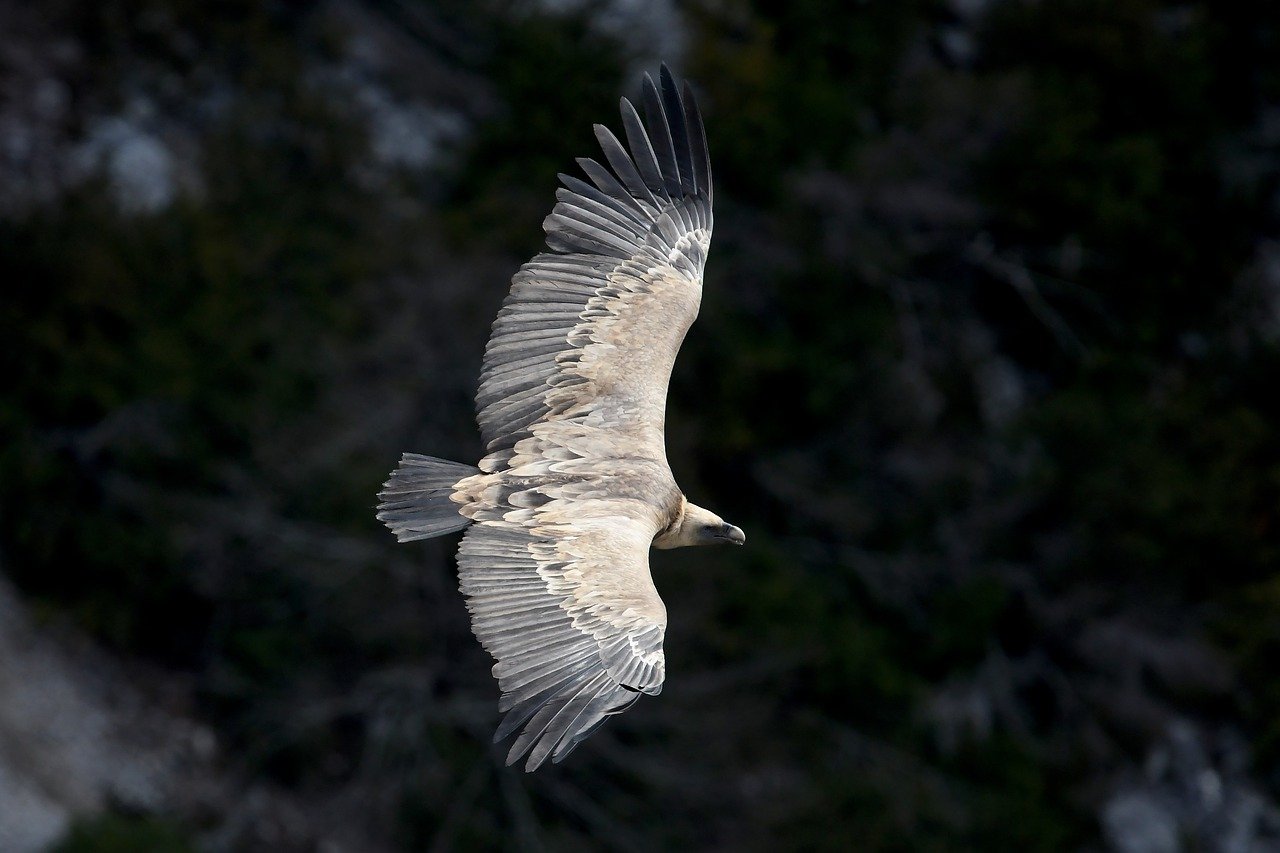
[720,523,746,546]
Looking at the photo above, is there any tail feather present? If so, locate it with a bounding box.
[377,453,479,542]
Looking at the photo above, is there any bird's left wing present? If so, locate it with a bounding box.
[458,483,667,771]
[475,64,713,470]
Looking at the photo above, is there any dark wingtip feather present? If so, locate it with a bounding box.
[659,65,697,196]
[639,72,683,199]
[682,80,712,202]
[618,96,666,201]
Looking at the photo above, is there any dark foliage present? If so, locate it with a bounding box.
[2,0,1279,848]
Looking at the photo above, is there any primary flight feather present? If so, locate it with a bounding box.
[377,65,743,772]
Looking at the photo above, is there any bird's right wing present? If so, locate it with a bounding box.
[457,483,667,771]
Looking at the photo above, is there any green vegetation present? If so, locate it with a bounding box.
[51,815,194,853]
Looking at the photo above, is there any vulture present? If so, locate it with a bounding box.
[377,65,743,772]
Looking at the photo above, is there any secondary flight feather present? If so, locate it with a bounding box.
[377,65,743,771]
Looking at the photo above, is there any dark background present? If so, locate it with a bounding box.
[2,0,1279,850]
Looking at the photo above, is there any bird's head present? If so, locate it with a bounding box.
[656,500,745,549]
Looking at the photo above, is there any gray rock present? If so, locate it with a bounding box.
[1102,791,1181,853]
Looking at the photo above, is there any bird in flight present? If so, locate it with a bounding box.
[377,65,743,771]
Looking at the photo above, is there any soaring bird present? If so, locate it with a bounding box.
[377,66,743,771]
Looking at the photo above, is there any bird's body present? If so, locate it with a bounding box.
[378,66,742,771]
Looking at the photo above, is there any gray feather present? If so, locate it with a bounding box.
[376,455,478,542]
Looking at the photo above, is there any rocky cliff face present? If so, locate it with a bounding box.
[0,573,211,852]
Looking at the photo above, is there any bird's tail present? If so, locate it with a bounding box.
[377,453,480,542]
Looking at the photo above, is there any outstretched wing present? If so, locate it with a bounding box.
[475,64,713,470]
[459,490,668,771]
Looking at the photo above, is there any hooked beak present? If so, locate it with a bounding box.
[719,523,746,546]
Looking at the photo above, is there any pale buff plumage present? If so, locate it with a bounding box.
[376,65,743,771]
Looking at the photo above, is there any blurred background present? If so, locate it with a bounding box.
[2,0,1279,850]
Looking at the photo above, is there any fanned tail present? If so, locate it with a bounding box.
[377,453,478,542]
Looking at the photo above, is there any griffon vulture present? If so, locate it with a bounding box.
[377,66,743,771]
